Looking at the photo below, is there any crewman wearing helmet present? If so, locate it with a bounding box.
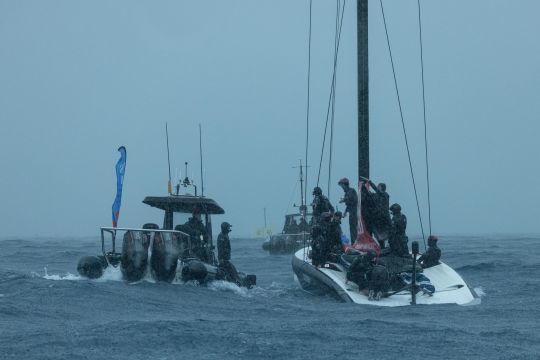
[338,177,358,243]
[418,235,441,268]
[217,222,240,284]
[346,250,377,291]
[389,203,409,256]
[311,186,334,225]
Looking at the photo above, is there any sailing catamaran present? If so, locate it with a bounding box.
[292,0,477,306]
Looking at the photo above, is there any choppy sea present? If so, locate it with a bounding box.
[0,235,539,360]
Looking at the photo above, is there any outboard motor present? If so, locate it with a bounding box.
[77,255,107,279]
[121,230,150,282]
[150,230,181,283]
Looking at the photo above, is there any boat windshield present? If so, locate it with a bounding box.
[173,212,191,229]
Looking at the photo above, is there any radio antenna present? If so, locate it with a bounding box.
[166,122,172,194]
[199,123,205,196]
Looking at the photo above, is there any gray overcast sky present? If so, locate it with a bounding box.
[0,0,539,238]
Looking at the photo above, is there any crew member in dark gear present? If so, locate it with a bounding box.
[388,203,409,256]
[367,181,391,248]
[311,186,334,225]
[217,222,240,284]
[418,235,441,268]
[358,179,378,236]
[338,178,358,243]
[368,264,390,301]
[346,250,377,291]
[310,225,326,266]
[327,211,345,256]
[184,210,210,261]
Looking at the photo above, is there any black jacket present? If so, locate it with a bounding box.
[390,213,407,238]
[343,187,358,215]
[418,245,441,268]
[312,195,334,217]
[217,232,231,262]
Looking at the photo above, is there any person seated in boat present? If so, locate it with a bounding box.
[217,222,240,285]
[388,203,409,257]
[311,186,334,225]
[338,177,358,243]
[184,210,210,261]
[298,216,310,233]
[285,216,300,234]
[368,263,390,301]
[366,180,391,248]
[346,250,377,291]
[418,235,441,268]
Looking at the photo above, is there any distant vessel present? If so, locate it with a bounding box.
[262,161,312,255]
[292,1,476,306]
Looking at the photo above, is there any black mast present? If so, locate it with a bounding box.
[357,0,369,179]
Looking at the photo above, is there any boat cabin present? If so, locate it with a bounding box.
[281,213,312,235]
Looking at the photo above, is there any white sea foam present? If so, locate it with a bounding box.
[208,280,250,297]
[40,265,124,282]
[474,286,486,297]
[42,267,82,281]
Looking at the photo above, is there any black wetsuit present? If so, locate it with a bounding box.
[312,195,334,224]
[346,254,374,290]
[389,212,408,256]
[217,231,239,284]
[343,186,358,243]
[418,245,441,268]
[368,182,391,245]
[326,220,344,255]
[360,185,377,236]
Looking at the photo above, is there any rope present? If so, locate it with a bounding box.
[304,0,312,210]
[317,0,346,189]
[417,0,432,236]
[379,0,426,249]
[284,180,300,216]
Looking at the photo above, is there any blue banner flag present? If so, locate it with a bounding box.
[112,146,127,228]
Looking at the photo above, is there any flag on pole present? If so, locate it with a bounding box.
[112,146,127,228]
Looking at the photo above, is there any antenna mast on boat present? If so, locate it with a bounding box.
[166,122,172,195]
[358,0,369,180]
[199,123,205,197]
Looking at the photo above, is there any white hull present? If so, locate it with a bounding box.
[292,247,477,307]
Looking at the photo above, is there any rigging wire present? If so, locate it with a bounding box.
[304,0,313,210]
[284,179,300,216]
[317,0,346,189]
[379,0,426,249]
[417,0,432,236]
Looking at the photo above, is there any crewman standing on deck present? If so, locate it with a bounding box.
[217,222,240,284]
[338,178,358,243]
[311,186,334,225]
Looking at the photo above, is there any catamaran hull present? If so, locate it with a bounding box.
[292,247,477,307]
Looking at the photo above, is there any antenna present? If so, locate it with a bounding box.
[199,123,205,196]
[166,122,172,195]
